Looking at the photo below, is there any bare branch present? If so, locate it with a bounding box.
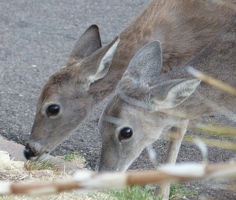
[1,162,236,196]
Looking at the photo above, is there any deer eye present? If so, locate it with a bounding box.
[46,104,60,117]
[119,127,133,141]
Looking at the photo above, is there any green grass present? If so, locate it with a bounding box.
[112,186,158,200]
[102,186,158,200]
[95,184,197,200]
[62,151,86,168]
[24,160,56,171]
[169,184,198,200]
[63,151,82,162]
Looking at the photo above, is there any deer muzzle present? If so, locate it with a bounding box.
[23,142,48,160]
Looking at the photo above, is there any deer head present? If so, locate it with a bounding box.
[98,41,200,171]
[24,25,120,160]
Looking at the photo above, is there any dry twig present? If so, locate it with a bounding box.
[0,161,235,196]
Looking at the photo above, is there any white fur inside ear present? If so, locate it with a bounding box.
[88,38,120,84]
[154,79,201,110]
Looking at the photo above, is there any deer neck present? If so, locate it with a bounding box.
[89,0,235,103]
[157,16,236,119]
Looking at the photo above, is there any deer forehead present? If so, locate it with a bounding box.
[39,84,80,104]
[119,105,163,129]
[38,68,90,103]
[100,104,137,133]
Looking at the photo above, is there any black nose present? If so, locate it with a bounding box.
[23,144,35,160]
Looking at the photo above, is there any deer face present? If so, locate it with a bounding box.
[24,25,120,160]
[98,41,200,171]
[25,73,93,160]
[98,93,168,171]
[98,78,200,171]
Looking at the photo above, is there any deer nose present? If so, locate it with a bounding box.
[23,143,38,160]
[23,142,42,160]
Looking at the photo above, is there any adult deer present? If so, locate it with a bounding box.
[98,16,236,199]
[24,0,235,160]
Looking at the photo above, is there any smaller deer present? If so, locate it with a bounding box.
[98,16,236,199]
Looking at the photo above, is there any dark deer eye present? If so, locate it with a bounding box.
[46,104,60,117]
[119,127,133,141]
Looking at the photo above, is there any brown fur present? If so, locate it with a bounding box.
[26,0,235,162]
[89,0,235,101]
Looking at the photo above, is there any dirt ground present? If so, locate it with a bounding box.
[0,0,235,199]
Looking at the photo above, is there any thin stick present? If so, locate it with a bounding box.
[187,66,236,96]
[190,123,236,138]
[1,162,236,196]
[184,135,236,151]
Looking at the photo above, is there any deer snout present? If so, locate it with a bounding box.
[24,144,35,160]
[23,142,44,160]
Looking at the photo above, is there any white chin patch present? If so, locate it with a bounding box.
[30,153,49,161]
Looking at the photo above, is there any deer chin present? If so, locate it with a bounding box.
[30,152,50,161]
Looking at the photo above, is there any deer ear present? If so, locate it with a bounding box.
[151,79,201,110]
[88,36,120,84]
[67,25,102,64]
[123,40,162,86]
